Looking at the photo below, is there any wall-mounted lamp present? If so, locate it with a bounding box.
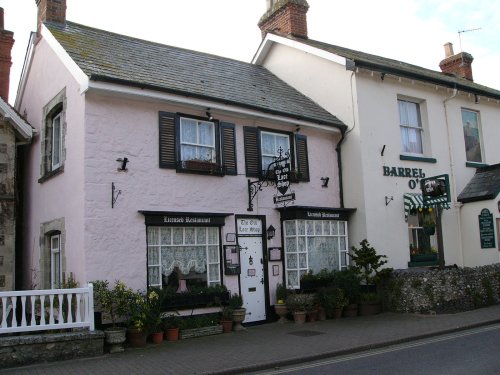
[116,157,129,171]
[320,177,329,188]
[206,108,213,121]
[380,72,386,81]
[474,94,479,104]
[267,225,276,240]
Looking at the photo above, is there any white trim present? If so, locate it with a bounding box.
[0,97,33,141]
[50,234,62,289]
[86,80,341,134]
[40,24,89,94]
[14,32,36,110]
[252,33,347,66]
[51,112,62,169]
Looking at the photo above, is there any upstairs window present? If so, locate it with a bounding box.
[399,99,423,155]
[51,112,62,170]
[261,131,290,171]
[39,89,66,183]
[243,127,309,181]
[159,112,237,176]
[461,109,483,163]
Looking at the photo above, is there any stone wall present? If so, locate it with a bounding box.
[0,118,15,291]
[0,330,104,369]
[384,264,500,314]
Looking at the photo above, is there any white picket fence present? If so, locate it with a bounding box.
[0,283,95,334]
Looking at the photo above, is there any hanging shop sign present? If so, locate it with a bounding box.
[247,147,296,211]
[420,174,450,206]
[478,208,496,249]
[382,166,426,189]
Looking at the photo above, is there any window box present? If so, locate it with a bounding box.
[410,254,438,263]
[161,290,230,310]
[180,160,223,175]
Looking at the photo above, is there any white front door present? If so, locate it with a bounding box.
[238,220,266,323]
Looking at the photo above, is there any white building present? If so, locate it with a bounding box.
[254,0,500,271]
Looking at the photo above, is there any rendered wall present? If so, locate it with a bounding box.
[82,90,341,291]
[17,36,86,289]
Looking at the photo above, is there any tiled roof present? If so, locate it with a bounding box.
[282,34,500,101]
[457,164,500,203]
[44,21,345,129]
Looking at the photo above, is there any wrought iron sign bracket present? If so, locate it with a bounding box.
[247,149,289,212]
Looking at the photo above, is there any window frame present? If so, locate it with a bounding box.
[159,112,237,176]
[398,99,424,156]
[260,130,291,174]
[51,112,62,170]
[50,234,62,289]
[461,108,483,164]
[283,219,349,289]
[147,226,222,289]
[179,117,217,163]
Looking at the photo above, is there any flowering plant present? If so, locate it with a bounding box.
[128,289,162,332]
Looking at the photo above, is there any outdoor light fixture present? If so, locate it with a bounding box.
[116,157,129,171]
[206,109,213,121]
[267,225,276,240]
[321,177,329,188]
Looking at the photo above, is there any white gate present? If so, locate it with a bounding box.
[237,218,266,323]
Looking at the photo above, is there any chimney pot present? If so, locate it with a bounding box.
[444,42,454,58]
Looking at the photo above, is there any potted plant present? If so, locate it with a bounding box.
[146,289,163,344]
[286,292,313,324]
[422,212,436,235]
[349,239,393,315]
[333,288,349,318]
[161,313,181,341]
[332,269,361,317]
[274,283,288,323]
[92,280,133,353]
[126,290,150,348]
[220,306,234,333]
[229,294,246,331]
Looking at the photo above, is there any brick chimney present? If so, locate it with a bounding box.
[36,0,66,36]
[258,0,309,39]
[0,7,14,102]
[439,42,474,81]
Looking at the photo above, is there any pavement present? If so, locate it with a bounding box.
[2,304,500,375]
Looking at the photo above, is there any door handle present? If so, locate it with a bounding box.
[260,277,264,285]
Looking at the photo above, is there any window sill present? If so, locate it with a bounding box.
[176,161,225,177]
[466,162,488,168]
[38,166,64,183]
[400,155,437,163]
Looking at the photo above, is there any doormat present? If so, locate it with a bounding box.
[288,330,325,337]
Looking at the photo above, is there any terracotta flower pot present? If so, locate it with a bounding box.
[317,306,327,321]
[307,310,318,322]
[343,303,358,318]
[221,320,233,333]
[165,327,179,341]
[149,331,164,345]
[127,328,147,348]
[293,311,306,324]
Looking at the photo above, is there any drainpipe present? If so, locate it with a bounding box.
[443,87,464,267]
[335,128,346,208]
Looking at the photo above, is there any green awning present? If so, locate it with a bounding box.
[404,193,450,221]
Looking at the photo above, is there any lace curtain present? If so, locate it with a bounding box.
[180,118,215,162]
[399,100,423,154]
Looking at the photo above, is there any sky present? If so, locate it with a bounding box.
[1,0,499,104]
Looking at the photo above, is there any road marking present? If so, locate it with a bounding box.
[255,323,500,374]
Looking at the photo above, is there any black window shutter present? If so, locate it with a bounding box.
[158,112,176,168]
[295,134,310,182]
[220,122,237,175]
[243,127,260,178]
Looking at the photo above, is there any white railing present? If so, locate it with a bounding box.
[0,283,94,334]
